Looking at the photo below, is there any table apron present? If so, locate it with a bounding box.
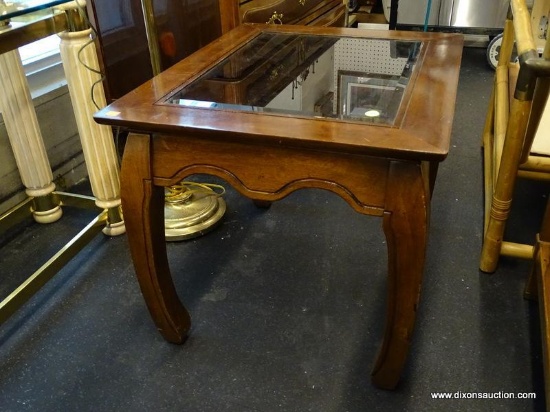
[150,133,404,217]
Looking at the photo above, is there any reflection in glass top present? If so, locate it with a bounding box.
[165,33,422,125]
[0,0,71,21]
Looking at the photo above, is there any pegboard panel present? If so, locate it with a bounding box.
[333,38,408,75]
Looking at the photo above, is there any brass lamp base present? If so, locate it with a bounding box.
[164,182,226,241]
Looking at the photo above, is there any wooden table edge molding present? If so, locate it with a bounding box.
[94,24,464,391]
[96,25,463,162]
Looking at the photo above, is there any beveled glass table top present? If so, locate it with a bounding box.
[95,25,464,161]
[0,0,71,21]
[165,32,422,126]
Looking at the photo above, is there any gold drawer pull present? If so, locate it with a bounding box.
[267,11,284,24]
[298,0,306,5]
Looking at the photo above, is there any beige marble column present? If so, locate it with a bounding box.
[57,1,125,236]
[0,50,62,223]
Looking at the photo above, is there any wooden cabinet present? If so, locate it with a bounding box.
[241,0,345,26]
[87,0,222,102]
[221,0,346,33]
[86,0,153,102]
[87,0,345,102]
[152,0,222,70]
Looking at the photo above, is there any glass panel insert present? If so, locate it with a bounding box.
[165,32,422,125]
[0,0,72,21]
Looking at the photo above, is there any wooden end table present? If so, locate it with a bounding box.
[94,24,463,389]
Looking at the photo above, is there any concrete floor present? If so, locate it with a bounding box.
[0,46,547,411]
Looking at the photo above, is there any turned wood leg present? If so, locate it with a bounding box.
[479,99,532,273]
[371,161,428,389]
[480,195,513,273]
[121,133,191,343]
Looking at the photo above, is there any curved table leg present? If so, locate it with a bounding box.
[121,133,191,343]
[371,160,428,389]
